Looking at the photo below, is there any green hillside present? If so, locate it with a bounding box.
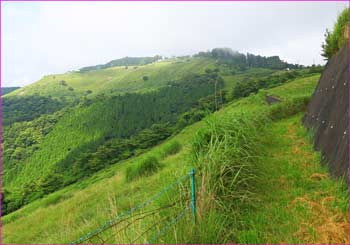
[79,56,162,72]
[5,74,221,188]
[3,7,349,243]
[3,74,348,244]
[5,50,307,214]
[6,57,216,100]
[1,87,20,95]
[2,45,348,244]
[2,58,218,126]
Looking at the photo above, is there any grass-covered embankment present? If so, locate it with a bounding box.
[236,114,349,243]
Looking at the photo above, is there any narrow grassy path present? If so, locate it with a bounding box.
[237,114,349,244]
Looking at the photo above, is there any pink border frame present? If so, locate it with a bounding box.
[0,1,349,244]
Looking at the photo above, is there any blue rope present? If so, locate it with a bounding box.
[147,206,190,244]
[71,173,190,244]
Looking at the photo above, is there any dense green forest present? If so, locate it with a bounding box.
[2,95,67,126]
[3,110,66,169]
[194,48,301,70]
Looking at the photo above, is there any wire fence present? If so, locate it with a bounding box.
[70,169,196,244]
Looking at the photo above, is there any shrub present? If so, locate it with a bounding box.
[322,8,349,60]
[269,96,310,121]
[161,141,182,159]
[176,109,206,130]
[41,193,73,208]
[125,156,161,182]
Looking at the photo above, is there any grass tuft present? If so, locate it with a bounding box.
[125,156,162,182]
[160,141,182,159]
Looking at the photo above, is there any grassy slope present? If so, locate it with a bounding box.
[221,67,274,90]
[4,74,348,244]
[2,121,199,243]
[237,114,348,243]
[4,59,275,188]
[4,58,217,186]
[5,58,217,100]
[236,74,348,244]
[267,74,321,99]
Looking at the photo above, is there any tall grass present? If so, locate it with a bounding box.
[125,156,162,182]
[160,141,182,159]
[177,92,315,242]
[188,107,270,242]
[269,96,310,121]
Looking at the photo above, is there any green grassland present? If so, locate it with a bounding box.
[5,58,217,100]
[3,74,348,244]
[268,74,321,99]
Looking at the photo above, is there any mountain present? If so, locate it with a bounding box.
[2,49,302,214]
[2,47,347,244]
[3,72,348,244]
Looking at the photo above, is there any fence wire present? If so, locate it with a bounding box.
[71,172,193,244]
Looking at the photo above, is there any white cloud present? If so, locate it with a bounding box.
[2,1,348,87]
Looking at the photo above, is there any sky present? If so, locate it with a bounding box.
[2,1,348,87]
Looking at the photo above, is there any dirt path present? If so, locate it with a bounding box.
[236,114,349,243]
[265,95,281,105]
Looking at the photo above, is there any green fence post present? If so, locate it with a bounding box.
[190,168,196,224]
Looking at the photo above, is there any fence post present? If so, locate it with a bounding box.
[190,168,196,224]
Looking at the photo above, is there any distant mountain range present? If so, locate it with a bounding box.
[2,87,20,95]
